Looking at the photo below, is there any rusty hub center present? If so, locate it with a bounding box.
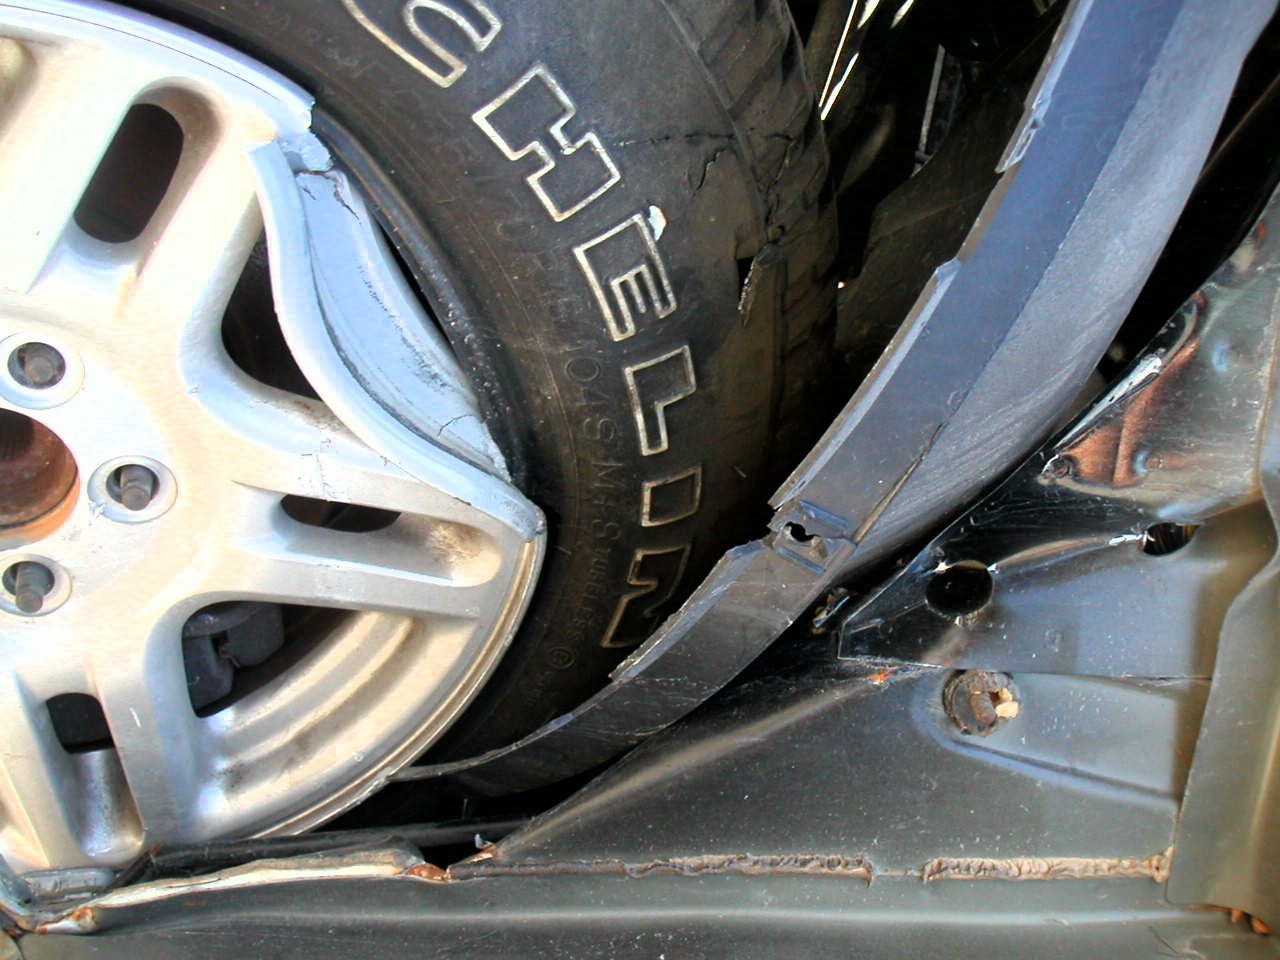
[0,409,77,533]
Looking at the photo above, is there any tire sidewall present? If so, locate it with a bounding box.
[134,0,788,748]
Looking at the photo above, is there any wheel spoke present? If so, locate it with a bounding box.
[0,46,148,292]
[201,381,502,525]
[0,674,89,869]
[121,138,264,360]
[220,520,498,620]
[88,614,210,844]
[194,385,516,619]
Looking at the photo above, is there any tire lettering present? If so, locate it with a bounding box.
[473,65,622,222]
[594,459,627,490]
[623,346,696,456]
[582,417,619,442]
[341,0,501,88]
[600,545,690,648]
[344,5,711,648]
[574,213,676,341]
[590,519,623,540]
[641,465,702,526]
[577,383,613,409]
[565,355,602,383]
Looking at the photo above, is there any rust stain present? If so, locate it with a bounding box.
[404,863,448,883]
[34,905,95,935]
[918,848,1172,884]
[433,848,1174,886]
[444,853,874,883]
[21,845,1186,935]
[1215,905,1272,936]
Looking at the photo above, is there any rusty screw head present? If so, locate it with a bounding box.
[3,561,55,614]
[8,342,66,389]
[943,670,1020,736]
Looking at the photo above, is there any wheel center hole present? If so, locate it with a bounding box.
[0,409,78,541]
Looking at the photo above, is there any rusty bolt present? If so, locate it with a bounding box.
[114,464,158,511]
[5,561,54,614]
[943,670,1020,736]
[9,342,66,389]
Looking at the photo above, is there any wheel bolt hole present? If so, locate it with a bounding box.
[107,463,159,511]
[925,560,994,617]
[8,342,66,389]
[3,560,55,614]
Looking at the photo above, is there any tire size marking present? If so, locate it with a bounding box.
[573,213,677,342]
[342,0,501,88]
[623,346,697,456]
[473,65,622,223]
[600,545,690,648]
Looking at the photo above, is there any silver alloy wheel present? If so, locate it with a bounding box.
[0,0,544,874]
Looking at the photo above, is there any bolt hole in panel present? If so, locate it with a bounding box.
[925,560,994,617]
[1141,521,1198,556]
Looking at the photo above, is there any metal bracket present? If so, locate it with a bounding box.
[837,198,1280,678]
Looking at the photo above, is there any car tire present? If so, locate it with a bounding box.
[127,0,838,755]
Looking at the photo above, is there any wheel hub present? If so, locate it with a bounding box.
[0,407,76,534]
[0,0,543,874]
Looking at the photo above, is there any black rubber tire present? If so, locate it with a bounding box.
[130,0,838,755]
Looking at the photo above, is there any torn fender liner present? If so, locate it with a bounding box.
[835,180,1280,675]
[392,0,1276,797]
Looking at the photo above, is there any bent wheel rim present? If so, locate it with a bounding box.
[0,0,543,873]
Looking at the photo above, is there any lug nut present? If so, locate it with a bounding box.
[4,561,54,614]
[113,464,158,511]
[9,342,66,389]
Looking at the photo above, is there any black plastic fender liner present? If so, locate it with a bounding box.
[394,0,1277,796]
[395,543,785,794]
